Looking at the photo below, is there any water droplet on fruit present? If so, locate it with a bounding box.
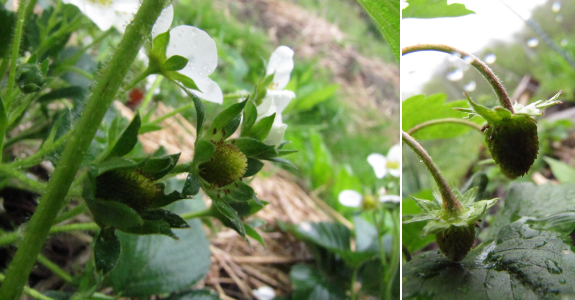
[545,259,562,274]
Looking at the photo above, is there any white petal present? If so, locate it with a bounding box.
[64,0,139,32]
[267,89,295,117]
[256,95,274,120]
[188,76,223,104]
[266,46,294,91]
[379,195,401,203]
[263,123,287,146]
[388,168,400,178]
[151,4,173,39]
[167,26,218,79]
[338,190,363,207]
[253,286,276,300]
[387,144,401,162]
[367,153,388,179]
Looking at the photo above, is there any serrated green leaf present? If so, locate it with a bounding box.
[164,55,189,71]
[109,113,141,158]
[403,222,575,300]
[94,228,121,274]
[244,158,264,177]
[403,0,475,19]
[109,201,211,297]
[245,113,275,141]
[543,157,575,183]
[356,0,399,61]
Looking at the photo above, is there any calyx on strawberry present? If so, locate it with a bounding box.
[403,187,498,262]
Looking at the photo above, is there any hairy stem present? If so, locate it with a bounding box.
[402,131,462,212]
[407,118,483,135]
[0,1,169,298]
[402,44,513,113]
[4,0,31,106]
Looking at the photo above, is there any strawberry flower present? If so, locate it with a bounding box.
[367,144,401,178]
[62,0,140,32]
[257,46,296,145]
[150,4,223,103]
[338,189,400,210]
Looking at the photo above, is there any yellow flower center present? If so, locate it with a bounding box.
[361,195,378,211]
[386,161,399,169]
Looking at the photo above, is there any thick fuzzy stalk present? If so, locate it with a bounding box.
[0,1,168,298]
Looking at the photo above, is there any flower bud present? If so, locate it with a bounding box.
[17,63,46,94]
[199,140,247,187]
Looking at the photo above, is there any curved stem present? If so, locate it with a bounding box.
[4,0,31,106]
[407,118,483,135]
[0,1,169,298]
[384,208,400,300]
[402,44,513,113]
[37,254,73,283]
[402,131,462,212]
[10,130,72,169]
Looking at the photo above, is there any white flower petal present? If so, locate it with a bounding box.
[266,46,294,91]
[167,25,218,79]
[367,153,388,179]
[267,89,295,117]
[256,95,274,120]
[63,0,139,32]
[387,144,401,162]
[264,123,287,146]
[388,168,400,178]
[253,286,276,300]
[379,195,401,203]
[188,76,223,104]
[151,4,173,40]
[338,190,363,207]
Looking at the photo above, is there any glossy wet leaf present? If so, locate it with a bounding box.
[402,94,482,140]
[403,0,474,19]
[403,222,575,300]
[108,200,210,297]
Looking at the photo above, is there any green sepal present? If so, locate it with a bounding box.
[16,62,47,94]
[244,113,275,141]
[231,137,277,159]
[241,99,258,134]
[151,31,169,61]
[277,149,298,157]
[222,180,256,202]
[83,173,144,229]
[204,99,248,141]
[136,153,180,180]
[109,113,141,158]
[94,227,121,274]
[169,72,200,91]
[139,124,163,134]
[411,196,441,215]
[94,157,140,176]
[244,158,264,177]
[179,87,204,136]
[164,55,188,71]
[122,219,179,240]
[182,172,201,196]
[244,223,265,247]
[212,200,246,238]
[141,209,190,229]
[191,140,216,167]
[226,198,268,217]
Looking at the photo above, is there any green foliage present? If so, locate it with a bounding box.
[290,264,347,300]
[355,0,400,61]
[402,0,474,19]
[543,157,575,183]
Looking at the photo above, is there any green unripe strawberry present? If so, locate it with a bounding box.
[484,115,538,179]
[199,140,248,187]
[435,224,476,262]
[95,169,161,211]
